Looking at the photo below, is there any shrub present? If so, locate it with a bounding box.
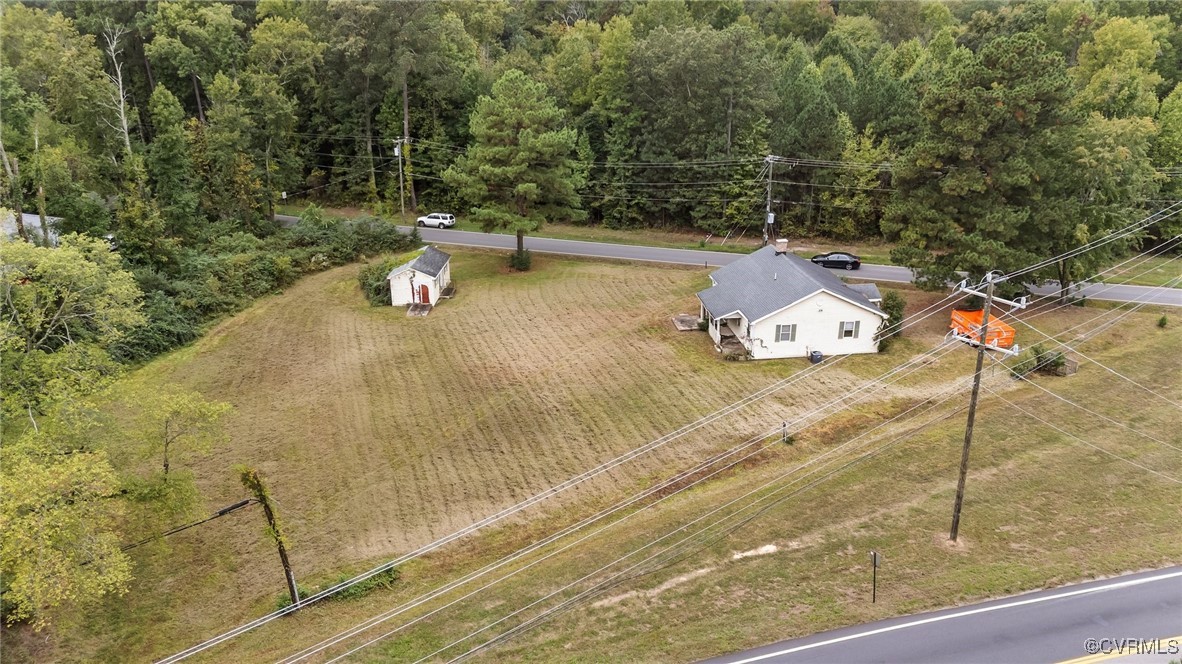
[112,214,420,364]
[1009,343,1065,378]
[335,567,401,600]
[111,292,202,362]
[509,249,532,271]
[274,583,315,611]
[358,257,402,306]
[876,290,907,352]
[1159,315,1168,328]
[273,567,401,609]
[697,319,709,331]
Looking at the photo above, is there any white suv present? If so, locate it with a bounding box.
[416,212,455,228]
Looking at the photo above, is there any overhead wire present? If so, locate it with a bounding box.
[167,162,1182,664]
[427,289,1182,662]
[281,336,968,663]
[999,202,1182,283]
[995,365,1181,453]
[326,378,976,664]
[286,249,1173,662]
[426,391,974,664]
[162,287,964,663]
[985,389,1181,484]
[399,250,1182,656]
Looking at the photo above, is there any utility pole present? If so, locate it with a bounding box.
[238,466,300,610]
[764,155,774,246]
[394,139,405,221]
[265,139,274,222]
[948,273,1025,541]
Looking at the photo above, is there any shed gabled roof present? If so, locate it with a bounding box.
[697,246,884,322]
[848,283,882,302]
[387,245,451,280]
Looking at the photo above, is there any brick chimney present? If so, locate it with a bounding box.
[775,238,789,255]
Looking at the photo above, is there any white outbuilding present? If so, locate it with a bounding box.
[387,246,453,307]
[697,240,888,360]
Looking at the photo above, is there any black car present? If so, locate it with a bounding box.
[811,252,861,270]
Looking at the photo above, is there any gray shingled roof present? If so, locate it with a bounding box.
[697,246,884,322]
[387,245,451,280]
[848,283,882,302]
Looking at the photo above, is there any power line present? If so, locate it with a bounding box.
[985,388,1181,484]
[163,289,964,662]
[303,242,1177,661]
[771,177,895,192]
[168,205,1180,661]
[322,380,976,664]
[995,363,1182,453]
[281,338,969,663]
[394,256,1182,656]
[421,291,1182,662]
[1000,202,1182,283]
[423,392,973,663]
[287,256,1149,661]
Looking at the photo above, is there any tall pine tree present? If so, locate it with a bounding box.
[444,69,585,268]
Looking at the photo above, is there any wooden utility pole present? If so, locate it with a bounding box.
[238,467,300,610]
[949,277,993,542]
[763,156,774,246]
[946,273,1027,542]
[395,139,405,220]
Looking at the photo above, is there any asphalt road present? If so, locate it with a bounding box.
[701,567,1182,664]
[273,215,1181,307]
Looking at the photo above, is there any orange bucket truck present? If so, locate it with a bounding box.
[949,309,1016,349]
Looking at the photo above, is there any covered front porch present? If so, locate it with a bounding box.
[701,303,749,357]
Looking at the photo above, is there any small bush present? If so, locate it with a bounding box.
[273,567,401,609]
[508,249,532,271]
[1158,315,1168,329]
[274,584,315,611]
[335,567,401,600]
[1009,343,1065,378]
[111,291,203,362]
[697,319,709,331]
[876,290,907,352]
[358,257,402,306]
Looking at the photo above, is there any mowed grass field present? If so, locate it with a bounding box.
[8,250,971,662]
[192,297,1179,664]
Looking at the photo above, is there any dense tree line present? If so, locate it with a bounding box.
[2,0,1182,630]
[3,1,1179,272]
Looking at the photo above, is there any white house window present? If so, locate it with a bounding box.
[840,320,860,339]
[776,324,796,342]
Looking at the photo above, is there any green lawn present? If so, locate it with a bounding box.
[1099,253,1182,288]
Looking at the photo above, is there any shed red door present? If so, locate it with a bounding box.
[419,284,430,303]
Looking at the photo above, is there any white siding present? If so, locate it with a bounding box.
[388,263,453,307]
[745,291,884,360]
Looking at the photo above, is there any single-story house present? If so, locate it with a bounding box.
[697,240,888,360]
[2,211,60,246]
[387,245,452,306]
